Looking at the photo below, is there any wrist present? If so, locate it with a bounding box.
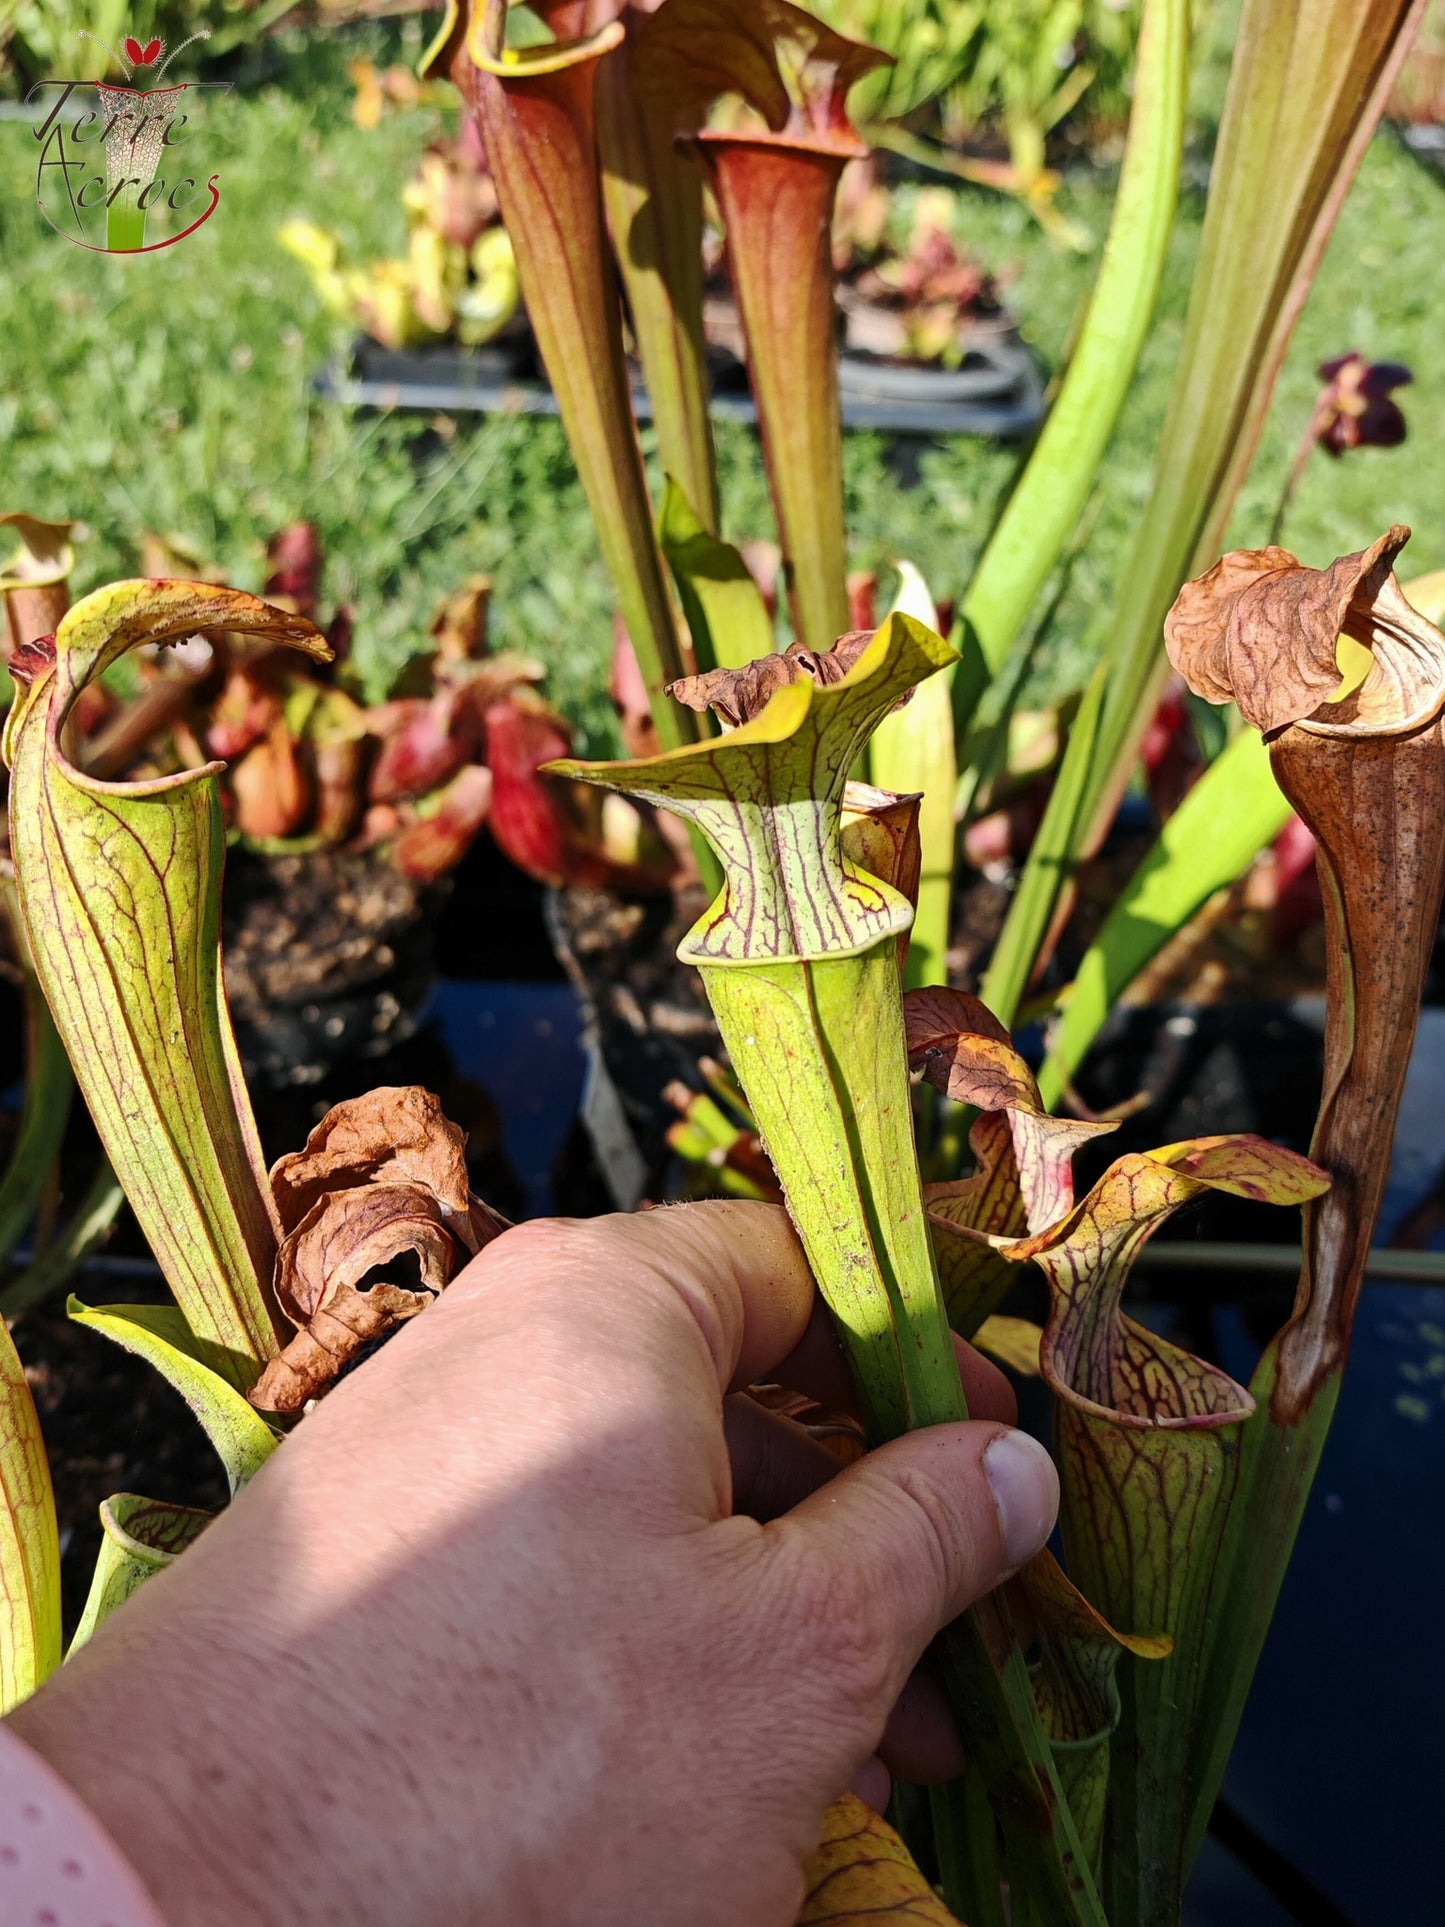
[0,1717,169,1925]
[7,1619,271,1927]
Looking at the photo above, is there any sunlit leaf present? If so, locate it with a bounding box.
[447,0,696,755]
[0,1318,60,1711]
[635,0,887,653]
[797,1793,959,1925]
[974,1315,1043,1377]
[597,19,717,531]
[68,1299,280,1494]
[953,0,1188,718]
[870,565,955,989]
[658,478,776,676]
[558,618,1106,1927]
[1037,730,1289,1109]
[988,0,1426,1024]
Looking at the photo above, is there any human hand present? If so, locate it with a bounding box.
[9,1202,1058,1926]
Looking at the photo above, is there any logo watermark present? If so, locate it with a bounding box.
[28,30,229,253]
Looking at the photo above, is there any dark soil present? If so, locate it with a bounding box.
[223,846,440,1089]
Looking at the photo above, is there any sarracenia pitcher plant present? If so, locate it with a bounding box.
[0,567,1435,1927]
[552,611,1359,1923]
[0,581,972,1923]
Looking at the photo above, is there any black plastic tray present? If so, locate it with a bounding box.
[314,328,1046,440]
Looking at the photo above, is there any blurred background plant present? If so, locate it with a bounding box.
[812,0,1142,233]
[280,117,520,350]
[0,0,295,81]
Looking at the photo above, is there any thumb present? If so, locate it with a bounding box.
[768,1423,1058,1713]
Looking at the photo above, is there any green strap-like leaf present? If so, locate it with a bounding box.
[1037,729,1289,1108]
[953,0,1188,704]
[658,478,776,675]
[980,661,1106,1029]
[4,579,330,1390]
[0,1162,125,1320]
[0,1317,61,1711]
[68,1299,281,1494]
[69,1494,212,1653]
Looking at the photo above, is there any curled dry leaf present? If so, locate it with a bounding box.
[797,1793,959,1926]
[905,989,1116,1335]
[250,1087,508,1413]
[668,630,881,727]
[1167,527,1445,1419]
[1164,523,1445,737]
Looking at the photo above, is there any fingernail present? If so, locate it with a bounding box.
[983,1430,1059,1570]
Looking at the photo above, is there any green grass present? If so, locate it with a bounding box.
[2,15,1443,752]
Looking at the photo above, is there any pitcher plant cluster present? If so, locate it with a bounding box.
[0,0,1438,1922]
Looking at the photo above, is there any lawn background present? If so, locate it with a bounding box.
[3,2,1442,751]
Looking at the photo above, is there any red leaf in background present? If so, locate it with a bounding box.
[230,718,311,840]
[1267,811,1321,952]
[263,522,323,624]
[483,694,584,885]
[485,692,673,893]
[847,570,878,633]
[1141,672,1204,817]
[610,615,660,761]
[391,764,494,882]
[369,688,480,804]
[325,604,354,666]
[204,663,282,762]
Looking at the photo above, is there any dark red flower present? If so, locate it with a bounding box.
[1313,352,1411,456]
